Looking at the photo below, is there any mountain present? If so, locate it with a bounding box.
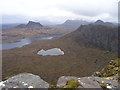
[94,20,114,26]
[26,21,43,27]
[61,24,118,52]
[57,19,114,30]
[94,20,104,25]
[56,20,90,30]
[16,21,43,28]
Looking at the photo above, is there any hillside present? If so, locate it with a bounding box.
[61,24,118,52]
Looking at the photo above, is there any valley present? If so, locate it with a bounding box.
[2,20,118,84]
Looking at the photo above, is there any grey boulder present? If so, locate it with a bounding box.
[57,76,102,88]
[0,73,49,89]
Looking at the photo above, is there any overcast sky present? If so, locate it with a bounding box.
[0,0,119,24]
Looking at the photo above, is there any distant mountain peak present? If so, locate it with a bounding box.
[64,19,87,24]
[94,20,113,26]
[94,20,104,25]
[57,19,90,30]
[16,21,43,28]
[27,21,43,27]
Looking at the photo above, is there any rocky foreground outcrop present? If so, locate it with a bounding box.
[0,59,119,89]
[56,76,118,89]
[0,74,118,89]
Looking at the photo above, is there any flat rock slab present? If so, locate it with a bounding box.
[89,76,118,88]
[78,77,101,88]
[0,73,49,89]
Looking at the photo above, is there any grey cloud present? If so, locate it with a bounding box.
[1,0,118,24]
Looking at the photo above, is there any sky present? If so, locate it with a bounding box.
[0,0,119,24]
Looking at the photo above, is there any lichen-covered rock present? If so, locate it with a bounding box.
[0,73,49,89]
[57,76,118,89]
[57,76,102,88]
[89,76,118,89]
[93,59,120,82]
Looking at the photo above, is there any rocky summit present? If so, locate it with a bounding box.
[26,21,43,27]
[94,20,114,26]
[16,21,43,28]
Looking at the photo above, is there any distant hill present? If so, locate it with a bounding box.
[56,20,91,30]
[16,21,43,28]
[55,19,115,30]
[61,23,118,52]
[2,24,20,29]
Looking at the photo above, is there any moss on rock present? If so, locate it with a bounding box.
[62,79,79,88]
[49,85,56,88]
[93,59,120,81]
[98,81,107,89]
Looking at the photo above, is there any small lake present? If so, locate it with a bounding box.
[0,35,61,50]
[37,48,64,56]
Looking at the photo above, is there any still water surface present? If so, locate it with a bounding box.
[0,35,60,50]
